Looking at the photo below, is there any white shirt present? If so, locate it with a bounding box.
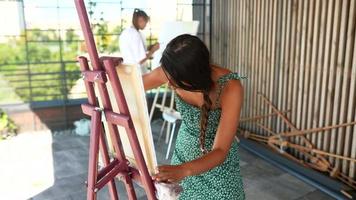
[119,26,147,65]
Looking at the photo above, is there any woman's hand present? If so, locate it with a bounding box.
[152,164,190,183]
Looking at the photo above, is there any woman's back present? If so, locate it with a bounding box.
[171,72,246,200]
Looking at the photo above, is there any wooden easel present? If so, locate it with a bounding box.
[74,0,156,199]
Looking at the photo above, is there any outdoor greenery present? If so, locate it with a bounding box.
[0,1,158,103]
[0,2,123,102]
[0,108,17,140]
[0,30,87,102]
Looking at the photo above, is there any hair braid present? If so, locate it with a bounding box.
[199,90,212,154]
[159,34,213,154]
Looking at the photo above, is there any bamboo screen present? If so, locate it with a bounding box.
[211,0,356,186]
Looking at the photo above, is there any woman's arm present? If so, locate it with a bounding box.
[142,66,168,91]
[153,80,244,182]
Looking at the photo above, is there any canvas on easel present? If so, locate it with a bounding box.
[99,63,157,175]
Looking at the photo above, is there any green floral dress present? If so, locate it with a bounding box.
[171,72,246,200]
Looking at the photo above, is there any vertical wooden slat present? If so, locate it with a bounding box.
[232,0,237,70]
[237,0,243,71]
[227,0,231,68]
[241,0,246,118]
[333,0,349,169]
[211,0,216,63]
[324,0,341,164]
[276,0,286,134]
[344,0,356,177]
[219,0,222,64]
[269,0,278,131]
[348,0,356,179]
[296,0,307,158]
[281,0,292,134]
[212,0,216,63]
[314,0,328,150]
[261,0,268,136]
[301,0,314,150]
[309,0,322,152]
[232,0,235,69]
[225,0,228,67]
[291,0,302,156]
[288,0,297,130]
[319,0,334,152]
[217,0,222,65]
[240,0,245,118]
[221,0,225,66]
[246,0,254,131]
[252,0,257,132]
[286,0,298,153]
[267,0,273,135]
[242,0,247,121]
[234,0,239,71]
[220,0,224,65]
[257,1,266,135]
[251,0,258,133]
[230,0,234,70]
[245,0,251,121]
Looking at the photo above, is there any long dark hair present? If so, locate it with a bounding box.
[132,8,149,30]
[160,34,213,154]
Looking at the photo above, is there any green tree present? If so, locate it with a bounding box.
[0,3,125,102]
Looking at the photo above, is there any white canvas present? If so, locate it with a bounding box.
[99,64,157,175]
[151,21,200,68]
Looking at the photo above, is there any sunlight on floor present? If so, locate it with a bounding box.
[0,130,54,200]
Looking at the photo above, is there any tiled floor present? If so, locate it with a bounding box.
[0,119,335,200]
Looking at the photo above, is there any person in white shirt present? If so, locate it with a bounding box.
[119,8,160,73]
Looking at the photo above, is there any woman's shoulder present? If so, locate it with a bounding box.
[219,78,243,108]
[212,66,243,91]
[211,64,231,78]
[211,65,243,84]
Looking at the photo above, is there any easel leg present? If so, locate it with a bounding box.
[158,120,167,140]
[87,110,101,200]
[165,122,171,144]
[149,90,160,122]
[123,175,137,200]
[103,124,137,200]
[98,126,119,200]
[166,122,177,159]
